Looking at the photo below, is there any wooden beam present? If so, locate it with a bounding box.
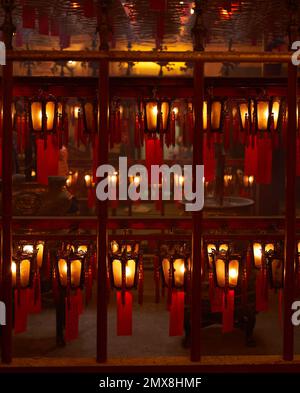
[5,50,294,63]
[283,62,298,361]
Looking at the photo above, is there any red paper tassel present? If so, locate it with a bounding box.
[256,269,268,312]
[203,135,216,182]
[224,114,231,151]
[145,137,163,184]
[65,295,79,342]
[256,134,272,184]
[38,14,49,35]
[36,135,59,185]
[170,112,176,146]
[76,289,84,316]
[209,272,223,313]
[87,188,96,209]
[169,290,185,336]
[244,135,258,177]
[154,256,160,303]
[22,5,36,29]
[85,265,93,305]
[84,0,94,17]
[222,290,235,333]
[149,0,167,11]
[117,291,132,336]
[14,289,28,334]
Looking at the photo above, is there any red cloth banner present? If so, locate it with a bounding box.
[169,290,185,336]
[36,135,59,185]
[256,135,272,184]
[14,289,28,334]
[149,0,167,11]
[222,290,235,333]
[22,5,36,29]
[209,272,223,313]
[145,137,163,183]
[84,0,95,17]
[117,291,133,336]
[203,135,216,182]
[38,14,49,35]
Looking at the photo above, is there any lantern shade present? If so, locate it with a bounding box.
[80,99,98,134]
[238,100,254,131]
[267,256,284,290]
[213,253,241,289]
[11,257,33,289]
[29,93,58,135]
[143,98,171,134]
[253,242,263,269]
[111,258,137,289]
[254,98,282,132]
[210,101,222,131]
[109,241,140,290]
[203,101,208,130]
[57,252,85,290]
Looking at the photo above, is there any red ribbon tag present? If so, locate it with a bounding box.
[117,291,133,336]
[169,290,185,336]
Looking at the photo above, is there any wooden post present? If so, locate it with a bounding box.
[190,0,205,362]
[96,0,110,363]
[190,61,204,362]
[0,0,15,365]
[283,62,297,361]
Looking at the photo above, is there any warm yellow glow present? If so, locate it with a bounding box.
[219,244,229,253]
[253,242,263,268]
[66,175,72,188]
[78,245,88,254]
[239,102,249,129]
[71,259,82,288]
[248,176,254,186]
[111,241,119,254]
[74,105,81,119]
[203,101,208,130]
[36,243,44,268]
[174,258,185,288]
[298,242,300,254]
[20,259,31,288]
[224,175,232,187]
[174,174,184,187]
[31,102,43,131]
[11,261,17,288]
[85,174,92,188]
[272,101,280,129]
[109,172,118,185]
[112,259,136,289]
[58,259,68,287]
[207,243,216,268]
[31,170,36,178]
[173,107,179,116]
[265,243,275,253]
[211,101,222,130]
[228,259,239,287]
[23,244,34,254]
[257,101,269,131]
[215,258,225,288]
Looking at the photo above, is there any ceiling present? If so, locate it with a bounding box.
[2,0,296,51]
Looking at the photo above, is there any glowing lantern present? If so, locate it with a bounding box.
[213,253,240,289]
[161,256,187,290]
[252,242,275,269]
[210,99,224,132]
[56,251,85,289]
[254,98,282,132]
[109,241,140,290]
[84,174,93,189]
[143,98,171,134]
[243,175,254,188]
[267,254,284,290]
[11,247,36,289]
[29,91,58,135]
[238,100,254,131]
[206,242,229,269]
[80,99,98,134]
